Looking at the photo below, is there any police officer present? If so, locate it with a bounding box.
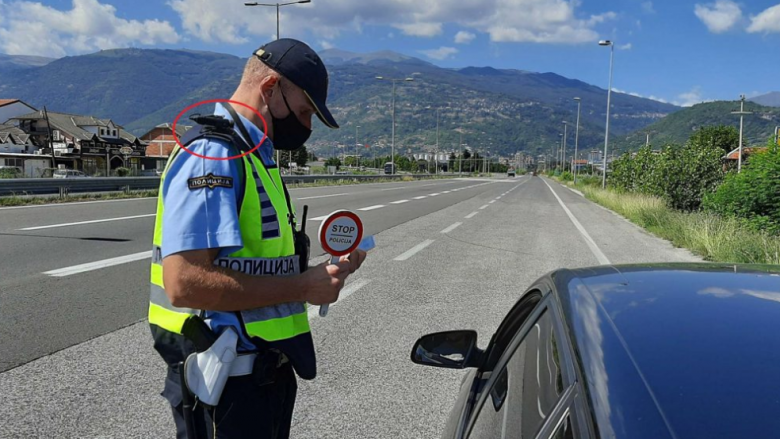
[148,38,367,438]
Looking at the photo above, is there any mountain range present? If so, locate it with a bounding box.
[751,92,780,108]
[0,47,685,158]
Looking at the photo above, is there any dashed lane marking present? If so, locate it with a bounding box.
[394,239,435,261]
[43,251,152,277]
[358,205,385,211]
[308,278,372,318]
[19,214,156,231]
[441,222,463,234]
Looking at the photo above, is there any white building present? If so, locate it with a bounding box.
[0,99,37,125]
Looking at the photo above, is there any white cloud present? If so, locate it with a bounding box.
[747,4,780,34]
[419,46,458,60]
[673,86,710,107]
[587,12,618,26]
[694,0,743,33]
[393,22,442,37]
[170,0,616,46]
[613,88,669,104]
[642,2,656,14]
[454,31,476,44]
[0,0,180,57]
[320,40,335,50]
[617,42,632,50]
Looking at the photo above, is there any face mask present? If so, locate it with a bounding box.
[267,85,312,151]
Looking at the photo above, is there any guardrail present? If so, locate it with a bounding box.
[0,174,442,196]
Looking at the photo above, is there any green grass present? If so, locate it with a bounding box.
[576,184,780,265]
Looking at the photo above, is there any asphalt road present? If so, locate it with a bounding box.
[0,176,699,438]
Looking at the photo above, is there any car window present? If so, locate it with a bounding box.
[468,309,564,439]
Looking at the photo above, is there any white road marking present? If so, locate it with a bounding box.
[19,214,156,231]
[379,186,411,192]
[479,204,490,210]
[43,251,152,277]
[296,193,348,200]
[310,215,329,221]
[440,222,463,234]
[443,191,451,194]
[489,200,496,204]
[542,179,610,265]
[358,205,385,211]
[465,212,479,219]
[413,196,427,200]
[394,239,435,261]
[0,197,155,210]
[308,278,372,318]
[429,193,440,197]
[390,200,409,204]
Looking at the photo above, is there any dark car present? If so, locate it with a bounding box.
[411,263,780,439]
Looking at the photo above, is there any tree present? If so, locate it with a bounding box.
[688,125,739,155]
[294,146,309,168]
[324,157,341,170]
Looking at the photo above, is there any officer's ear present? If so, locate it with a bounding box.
[259,75,280,104]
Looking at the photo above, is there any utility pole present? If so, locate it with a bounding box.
[731,95,752,173]
[573,97,581,183]
[42,106,56,170]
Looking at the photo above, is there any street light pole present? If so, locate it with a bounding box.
[244,0,311,166]
[573,97,581,184]
[376,76,414,174]
[562,121,568,173]
[731,94,752,173]
[355,125,360,168]
[599,39,614,189]
[435,107,439,175]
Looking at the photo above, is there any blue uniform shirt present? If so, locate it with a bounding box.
[161,103,276,351]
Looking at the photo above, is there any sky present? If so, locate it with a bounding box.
[0,0,778,106]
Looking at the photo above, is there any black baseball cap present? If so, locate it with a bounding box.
[254,38,339,129]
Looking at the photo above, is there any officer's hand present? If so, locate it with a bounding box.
[303,260,350,305]
[339,249,367,274]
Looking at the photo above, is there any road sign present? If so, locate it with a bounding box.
[317,210,363,317]
[119,146,134,155]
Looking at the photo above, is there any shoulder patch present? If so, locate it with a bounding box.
[188,173,234,190]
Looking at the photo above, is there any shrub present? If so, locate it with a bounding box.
[703,143,780,235]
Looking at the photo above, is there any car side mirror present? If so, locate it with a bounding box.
[410,330,482,369]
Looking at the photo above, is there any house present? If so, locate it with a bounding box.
[0,123,49,177]
[139,123,193,170]
[0,99,37,124]
[12,110,148,175]
[723,146,768,169]
[572,159,589,171]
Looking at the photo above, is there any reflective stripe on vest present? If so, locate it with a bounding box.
[148,145,310,343]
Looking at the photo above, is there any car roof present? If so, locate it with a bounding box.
[552,263,780,439]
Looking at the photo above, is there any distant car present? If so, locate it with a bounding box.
[384,162,396,175]
[507,169,516,178]
[411,263,780,439]
[0,166,24,178]
[532,170,538,176]
[53,169,89,179]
